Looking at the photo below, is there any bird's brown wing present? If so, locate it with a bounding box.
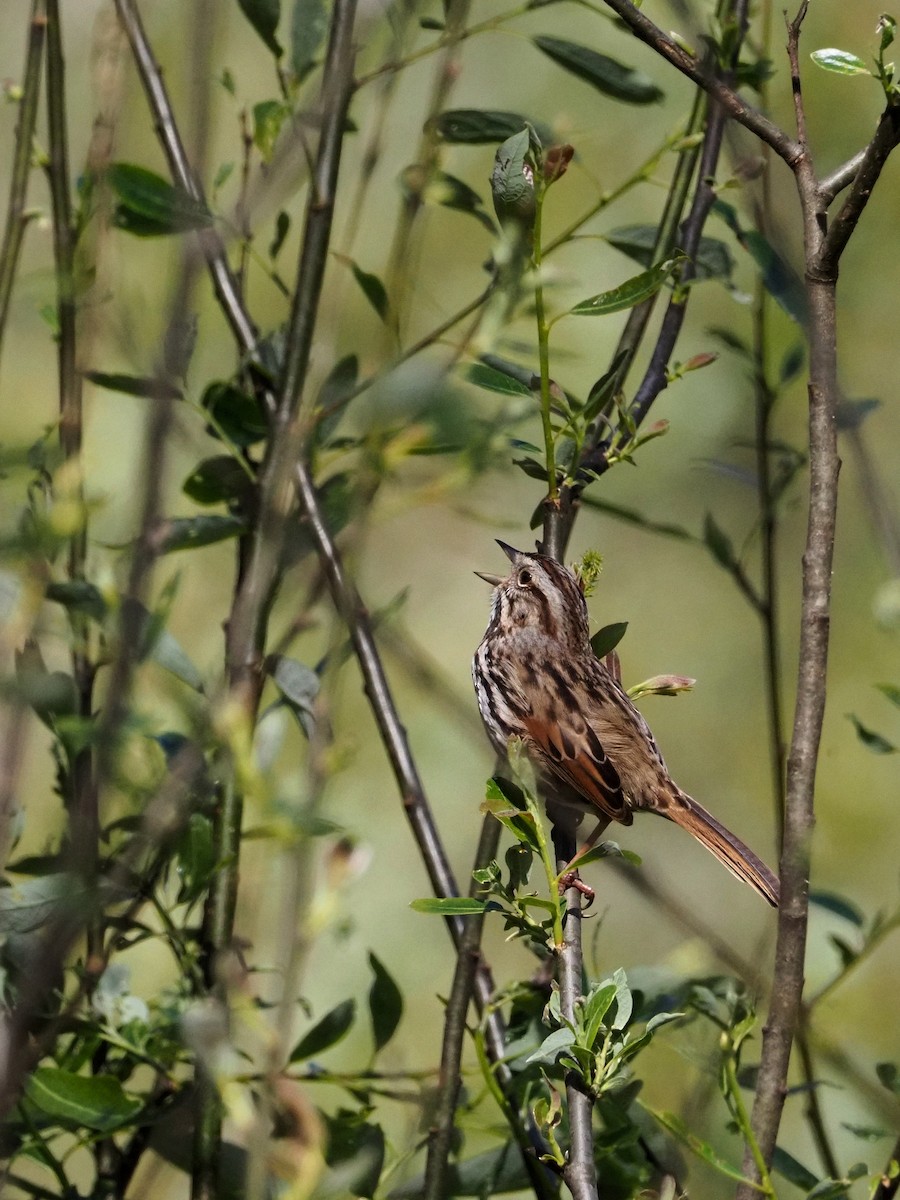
[522,707,632,825]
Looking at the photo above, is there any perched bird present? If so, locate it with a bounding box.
[472,541,780,906]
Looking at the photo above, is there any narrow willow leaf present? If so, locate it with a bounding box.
[183,456,254,506]
[83,371,183,400]
[158,515,246,553]
[647,1108,755,1184]
[368,953,403,1052]
[810,48,870,75]
[237,0,282,56]
[703,513,736,568]
[429,109,549,144]
[290,999,356,1061]
[876,682,900,708]
[291,0,328,79]
[26,1068,142,1133]
[771,1146,819,1190]
[533,37,663,103]
[108,163,211,236]
[627,674,696,699]
[847,713,896,753]
[351,263,389,321]
[409,896,487,914]
[809,891,865,926]
[590,622,627,658]
[465,362,532,397]
[570,258,679,316]
[607,224,733,280]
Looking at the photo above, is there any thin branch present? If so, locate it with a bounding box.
[0,0,45,356]
[737,5,838,1189]
[424,818,498,1200]
[817,101,900,276]
[597,0,801,165]
[817,149,866,206]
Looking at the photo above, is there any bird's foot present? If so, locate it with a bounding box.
[557,870,595,906]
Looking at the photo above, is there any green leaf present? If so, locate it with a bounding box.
[647,1108,754,1184]
[269,210,290,259]
[177,813,216,902]
[83,371,183,400]
[703,512,736,568]
[0,873,87,934]
[237,0,282,56]
[26,1068,142,1133]
[409,896,487,915]
[590,622,627,658]
[607,224,734,280]
[108,163,212,237]
[267,655,319,733]
[183,455,254,506]
[465,362,532,397]
[876,682,900,708]
[202,381,268,446]
[847,713,896,754]
[779,343,805,384]
[291,0,328,79]
[290,999,356,1061]
[490,127,536,228]
[368,953,403,1052]
[482,777,541,852]
[810,48,870,75]
[252,99,291,161]
[569,258,680,316]
[580,493,694,541]
[350,262,389,322]
[533,37,663,103]
[526,1026,577,1065]
[809,891,865,926]
[124,597,204,691]
[876,1061,900,1093]
[429,109,547,145]
[315,354,359,442]
[582,982,617,1047]
[45,580,107,620]
[740,230,808,323]
[158,515,246,553]
[322,1110,385,1199]
[841,1123,891,1141]
[771,1146,819,1190]
[573,840,641,868]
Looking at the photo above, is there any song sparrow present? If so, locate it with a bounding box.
[472,541,780,906]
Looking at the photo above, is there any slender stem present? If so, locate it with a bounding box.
[423,817,500,1200]
[532,188,557,501]
[724,1052,775,1197]
[0,0,45,355]
[737,7,846,1188]
[45,0,99,964]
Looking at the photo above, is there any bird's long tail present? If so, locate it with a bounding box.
[661,790,780,907]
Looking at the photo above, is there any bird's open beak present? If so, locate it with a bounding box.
[495,539,521,561]
[474,570,504,586]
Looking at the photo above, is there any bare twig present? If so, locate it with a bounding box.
[598,0,801,165]
[424,817,499,1200]
[0,0,45,356]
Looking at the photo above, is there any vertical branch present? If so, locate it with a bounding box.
[44,0,97,916]
[0,0,45,356]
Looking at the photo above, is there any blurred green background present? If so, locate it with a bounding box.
[1,0,898,1195]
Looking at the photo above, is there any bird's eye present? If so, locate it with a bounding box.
[517,569,533,587]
